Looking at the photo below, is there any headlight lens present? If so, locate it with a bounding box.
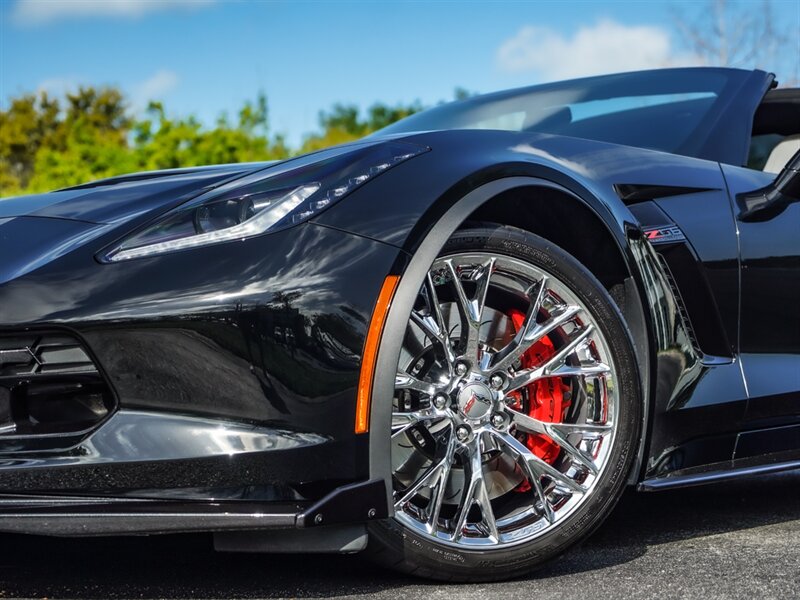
[102,141,428,262]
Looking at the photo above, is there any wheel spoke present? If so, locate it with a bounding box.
[445,258,495,363]
[505,365,543,394]
[425,430,457,533]
[391,410,441,438]
[549,421,613,435]
[541,423,599,475]
[492,430,585,494]
[450,446,478,540]
[488,276,547,371]
[410,311,442,345]
[540,324,595,375]
[451,434,498,542]
[549,362,611,378]
[475,468,499,540]
[507,407,547,435]
[530,470,555,524]
[508,409,603,475]
[394,426,454,509]
[497,304,582,371]
[395,371,437,396]
[506,325,595,393]
[488,429,555,523]
[491,284,582,372]
[424,274,456,368]
[394,461,444,508]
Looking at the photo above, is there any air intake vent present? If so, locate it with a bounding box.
[0,332,114,437]
[0,334,98,377]
[655,254,701,354]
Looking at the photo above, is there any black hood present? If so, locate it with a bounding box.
[0,163,273,225]
[0,163,277,285]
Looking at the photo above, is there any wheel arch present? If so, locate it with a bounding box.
[462,186,629,292]
[369,176,654,512]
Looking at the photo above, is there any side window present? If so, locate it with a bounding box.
[747,133,785,170]
[748,89,800,173]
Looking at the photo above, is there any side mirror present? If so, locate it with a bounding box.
[738,150,800,222]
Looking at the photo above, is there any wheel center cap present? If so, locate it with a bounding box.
[457,382,493,420]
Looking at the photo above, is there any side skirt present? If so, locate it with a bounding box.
[638,452,800,491]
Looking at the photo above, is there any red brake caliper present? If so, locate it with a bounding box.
[507,309,571,474]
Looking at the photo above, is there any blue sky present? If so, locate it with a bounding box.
[2,0,798,146]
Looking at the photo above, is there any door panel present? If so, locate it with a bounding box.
[721,164,800,428]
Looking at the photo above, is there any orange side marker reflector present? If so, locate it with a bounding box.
[356,275,400,434]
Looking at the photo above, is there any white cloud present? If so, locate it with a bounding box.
[36,76,81,97]
[496,19,704,80]
[13,0,215,26]
[34,69,178,110]
[132,69,179,107]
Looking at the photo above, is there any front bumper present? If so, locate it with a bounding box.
[0,220,403,503]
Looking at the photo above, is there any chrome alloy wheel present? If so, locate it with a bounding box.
[391,252,618,548]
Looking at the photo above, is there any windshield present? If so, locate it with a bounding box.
[378,68,756,159]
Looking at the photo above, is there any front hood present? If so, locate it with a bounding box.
[0,215,112,285]
[0,163,273,225]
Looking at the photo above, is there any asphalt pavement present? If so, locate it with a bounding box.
[0,470,797,599]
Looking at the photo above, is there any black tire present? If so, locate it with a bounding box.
[366,223,642,582]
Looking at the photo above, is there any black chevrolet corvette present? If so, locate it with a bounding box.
[0,67,798,582]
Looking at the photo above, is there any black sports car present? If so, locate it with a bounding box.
[0,67,798,582]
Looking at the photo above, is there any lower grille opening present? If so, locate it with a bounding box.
[0,332,114,437]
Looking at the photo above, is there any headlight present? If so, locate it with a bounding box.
[102,141,428,262]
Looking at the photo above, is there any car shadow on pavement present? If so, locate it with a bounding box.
[536,469,800,577]
[0,470,797,599]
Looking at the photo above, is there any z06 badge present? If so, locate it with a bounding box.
[643,224,687,244]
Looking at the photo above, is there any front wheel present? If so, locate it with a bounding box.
[367,224,642,582]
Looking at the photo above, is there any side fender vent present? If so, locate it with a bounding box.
[654,254,701,354]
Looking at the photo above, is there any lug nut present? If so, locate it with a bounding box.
[455,425,471,442]
[432,394,448,409]
[490,373,504,390]
[455,362,469,377]
[491,413,506,429]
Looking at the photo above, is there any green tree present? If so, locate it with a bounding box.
[1,87,134,194]
[0,91,61,194]
[1,86,467,197]
[29,87,135,191]
[300,99,423,154]
[134,92,289,171]
[1,88,290,196]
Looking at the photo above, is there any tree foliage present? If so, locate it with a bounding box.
[133,93,290,172]
[1,86,461,197]
[299,100,424,154]
[1,88,136,194]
